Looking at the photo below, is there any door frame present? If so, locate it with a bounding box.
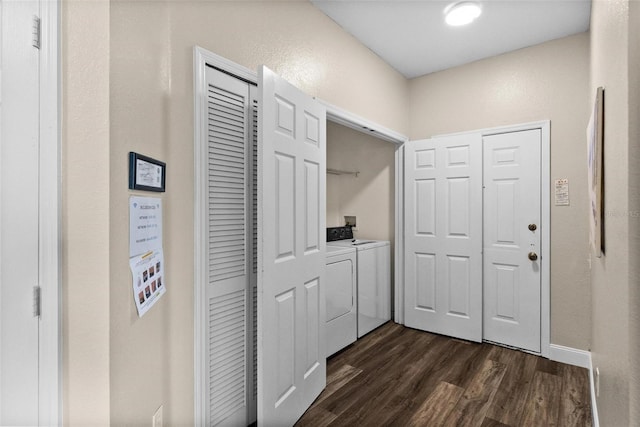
[39,0,61,422]
[396,120,550,357]
[193,47,408,425]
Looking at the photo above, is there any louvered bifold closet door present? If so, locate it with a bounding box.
[205,67,253,427]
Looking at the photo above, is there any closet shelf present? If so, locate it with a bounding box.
[327,168,359,177]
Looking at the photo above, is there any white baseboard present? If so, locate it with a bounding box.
[549,343,590,368]
[549,344,598,426]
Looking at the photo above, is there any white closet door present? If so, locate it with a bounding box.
[205,67,252,427]
[258,65,326,426]
[404,135,482,342]
[483,129,541,352]
[1,0,41,424]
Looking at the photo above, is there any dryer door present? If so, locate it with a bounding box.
[326,258,355,321]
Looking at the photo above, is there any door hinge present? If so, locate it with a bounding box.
[32,15,41,49]
[33,286,41,317]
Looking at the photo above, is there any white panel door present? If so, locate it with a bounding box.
[257,66,326,426]
[404,135,482,342]
[0,0,41,424]
[483,130,541,352]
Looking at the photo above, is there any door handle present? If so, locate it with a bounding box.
[528,224,537,231]
[528,252,538,261]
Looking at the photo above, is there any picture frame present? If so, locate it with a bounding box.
[129,152,166,192]
[587,87,604,257]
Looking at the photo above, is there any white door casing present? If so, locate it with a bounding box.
[483,129,542,353]
[257,65,327,425]
[404,134,483,342]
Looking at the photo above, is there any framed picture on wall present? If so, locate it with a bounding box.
[587,86,604,257]
[129,152,166,192]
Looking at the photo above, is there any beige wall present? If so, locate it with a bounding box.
[408,33,591,351]
[629,2,640,424]
[589,0,637,425]
[63,0,408,424]
[62,1,111,425]
[326,122,396,242]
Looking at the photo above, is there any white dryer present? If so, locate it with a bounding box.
[325,245,357,357]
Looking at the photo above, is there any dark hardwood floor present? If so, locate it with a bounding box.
[296,322,592,427]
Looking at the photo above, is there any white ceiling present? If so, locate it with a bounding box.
[310,0,591,78]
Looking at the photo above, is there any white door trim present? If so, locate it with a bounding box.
[394,144,405,324]
[431,120,551,357]
[38,1,61,425]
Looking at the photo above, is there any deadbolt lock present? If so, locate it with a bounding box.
[528,224,537,231]
[528,252,538,261]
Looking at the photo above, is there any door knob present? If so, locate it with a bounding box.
[528,252,538,261]
[528,224,537,231]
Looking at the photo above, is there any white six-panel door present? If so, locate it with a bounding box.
[483,129,541,352]
[404,135,483,342]
[257,65,326,426]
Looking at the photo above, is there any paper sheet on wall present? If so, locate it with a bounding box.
[554,178,570,206]
[130,196,162,257]
[130,196,165,316]
[130,250,165,317]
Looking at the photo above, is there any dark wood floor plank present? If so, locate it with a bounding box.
[310,364,362,408]
[444,358,507,427]
[480,417,511,427]
[361,335,462,426]
[558,364,593,427]
[354,336,461,426]
[536,356,561,376]
[322,332,435,425]
[295,322,592,427]
[408,381,464,426]
[294,406,336,427]
[486,348,539,425]
[520,370,563,426]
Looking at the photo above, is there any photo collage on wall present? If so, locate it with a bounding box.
[130,250,165,317]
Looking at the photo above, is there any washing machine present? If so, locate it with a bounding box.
[327,226,391,338]
[325,245,357,357]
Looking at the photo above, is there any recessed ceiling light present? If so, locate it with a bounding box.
[445,1,482,26]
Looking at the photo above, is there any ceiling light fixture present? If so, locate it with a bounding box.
[444,1,482,26]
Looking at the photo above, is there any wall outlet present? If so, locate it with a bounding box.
[594,367,600,397]
[152,405,163,427]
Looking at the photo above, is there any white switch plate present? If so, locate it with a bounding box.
[152,405,163,427]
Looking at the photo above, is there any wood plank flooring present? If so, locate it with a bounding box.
[295,322,592,427]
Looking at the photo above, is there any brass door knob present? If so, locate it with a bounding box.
[528,224,537,231]
[528,252,538,261]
